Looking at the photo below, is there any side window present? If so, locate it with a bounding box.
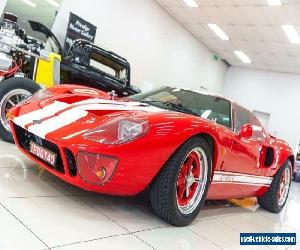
[235,105,250,132]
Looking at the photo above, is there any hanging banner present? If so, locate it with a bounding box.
[63,12,97,52]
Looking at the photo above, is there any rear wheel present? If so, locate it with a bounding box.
[150,136,212,226]
[0,77,40,143]
[258,161,292,213]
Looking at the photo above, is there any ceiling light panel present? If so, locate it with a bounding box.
[208,24,229,40]
[234,51,251,64]
[183,0,198,8]
[266,0,282,6]
[21,0,36,7]
[45,0,59,8]
[281,25,300,44]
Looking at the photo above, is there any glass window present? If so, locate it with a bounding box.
[88,51,127,81]
[235,105,250,132]
[130,87,232,128]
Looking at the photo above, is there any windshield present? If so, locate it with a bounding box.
[130,87,232,128]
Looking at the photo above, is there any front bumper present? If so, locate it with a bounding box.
[10,123,139,196]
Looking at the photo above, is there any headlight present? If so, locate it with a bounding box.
[84,116,149,144]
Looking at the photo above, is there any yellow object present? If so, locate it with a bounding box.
[229,197,259,211]
[34,53,61,88]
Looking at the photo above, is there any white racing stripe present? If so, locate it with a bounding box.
[77,103,164,112]
[13,101,69,128]
[212,182,270,187]
[73,98,143,106]
[212,171,272,186]
[28,108,88,139]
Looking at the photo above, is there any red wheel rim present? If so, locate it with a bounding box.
[176,147,208,215]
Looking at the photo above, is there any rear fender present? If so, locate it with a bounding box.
[272,140,294,174]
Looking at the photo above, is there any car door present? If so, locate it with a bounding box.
[208,103,272,199]
[226,104,264,176]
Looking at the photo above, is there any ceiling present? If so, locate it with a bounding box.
[155,0,300,74]
[3,0,62,41]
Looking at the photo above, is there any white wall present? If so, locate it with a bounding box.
[0,0,7,15]
[52,0,227,92]
[223,67,300,152]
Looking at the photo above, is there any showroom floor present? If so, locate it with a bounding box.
[0,140,299,250]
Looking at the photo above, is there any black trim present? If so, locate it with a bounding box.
[64,148,77,176]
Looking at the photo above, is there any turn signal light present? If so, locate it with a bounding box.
[77,152,118,185]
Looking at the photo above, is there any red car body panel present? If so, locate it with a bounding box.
[9,85,294,199]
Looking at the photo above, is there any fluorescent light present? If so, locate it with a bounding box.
[281,25,300,44]
[266,0,282,6]
[183,0,198,8]
[208,24,229,40]
[21,0,36,7]
[234,51,251,64]
[45,0,59,8]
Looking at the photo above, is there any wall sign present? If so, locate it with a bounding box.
[63,12,97,52]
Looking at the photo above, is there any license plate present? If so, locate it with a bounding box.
[29,141,57,166]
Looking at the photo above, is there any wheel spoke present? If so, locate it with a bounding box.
[8,100,16,107]
[185,184,190,197]
[186,156,193,168]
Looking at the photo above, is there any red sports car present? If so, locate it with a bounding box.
[8,85,294,226]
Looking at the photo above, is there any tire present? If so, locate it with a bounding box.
[258,160,292,213]
[0,77,40,143]
[150,136,212,226]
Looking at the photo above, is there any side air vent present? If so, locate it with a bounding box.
[265,147,275,167]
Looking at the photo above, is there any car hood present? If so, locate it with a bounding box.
[11,85,216,144]
[11,92,173,141]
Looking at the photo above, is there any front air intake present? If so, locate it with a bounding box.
[64,148,77,176]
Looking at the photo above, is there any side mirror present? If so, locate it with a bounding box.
[238,123,253,139]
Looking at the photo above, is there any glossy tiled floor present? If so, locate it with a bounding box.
[0,140,299,250]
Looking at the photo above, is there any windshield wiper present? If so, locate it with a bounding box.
[140,100,199,116]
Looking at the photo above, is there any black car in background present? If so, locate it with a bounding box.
[29,21,140,97]
[61,40,140,97]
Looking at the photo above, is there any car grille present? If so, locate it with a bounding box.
[64,148,77,176]
[13,123,65,173]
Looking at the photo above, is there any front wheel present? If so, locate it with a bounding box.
[150,136,212,226]
[0,77,41,143]
[258,160,292,213]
